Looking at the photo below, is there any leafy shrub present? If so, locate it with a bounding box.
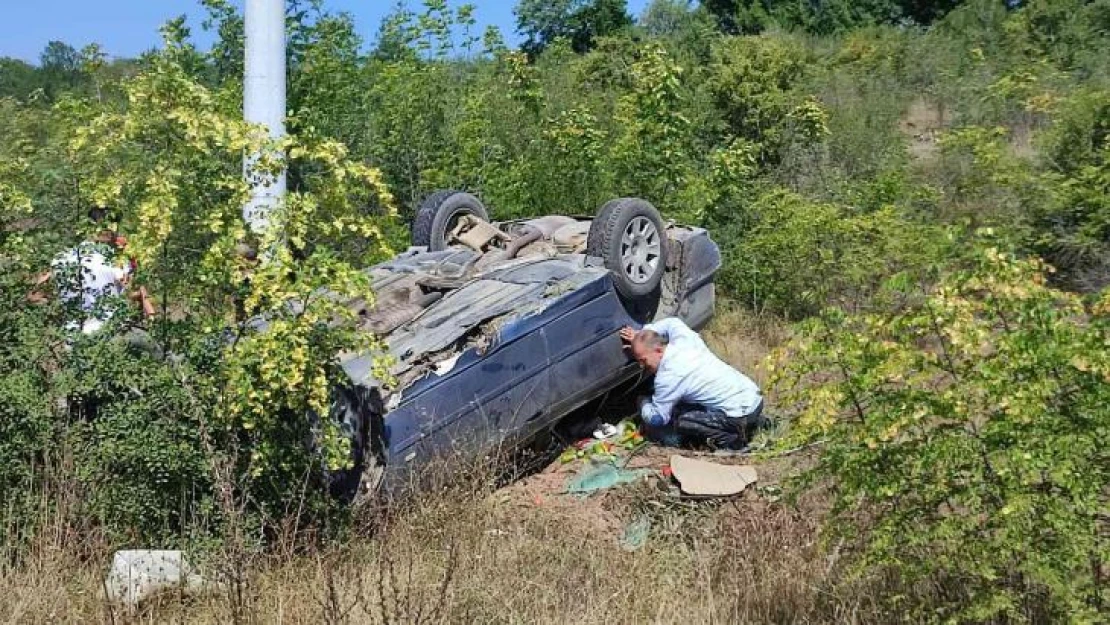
[771,245,1110,622]
[714,187,952,318]
[1033,88,1110,290]
[706,34,812,161]
[0,349,55,543]
[1004,0,1110,79]
[930,104,1110,291]
[612,43,693,211]
[788,27,913,191]
[65,340,210,543]
[0,32,395,543]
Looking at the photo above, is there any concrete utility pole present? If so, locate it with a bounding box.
[243,0,287,233]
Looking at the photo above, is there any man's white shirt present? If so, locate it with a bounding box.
[51,242,129,335]
[638,317,762,426]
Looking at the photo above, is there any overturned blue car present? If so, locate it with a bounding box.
[329,191,721,501]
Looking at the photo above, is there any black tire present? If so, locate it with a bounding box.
[586,198,668,301]
[327,385,385,504]
[412,190,490,251]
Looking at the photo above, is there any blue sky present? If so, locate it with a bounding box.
[2,0,652,63]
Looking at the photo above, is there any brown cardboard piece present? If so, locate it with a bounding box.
[670,455,758,497]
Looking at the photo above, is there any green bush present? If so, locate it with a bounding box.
[706,34,812,161]
[65,340,210,543]
[612,43,694,212]
[0,32,394,545]
[714,187,952,318]
[772,245,1110,622]
[1033,88,1110,290]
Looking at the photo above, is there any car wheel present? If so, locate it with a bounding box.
[587,198,668,302]
[412,190,490,251]
[327,385,386,504]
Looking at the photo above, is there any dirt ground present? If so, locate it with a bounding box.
[900,97,947,162]
[493,438,810,544]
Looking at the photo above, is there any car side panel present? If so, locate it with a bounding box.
[533,281,641,436]
[679,283,716,331]
[674,228,722,295]
[384,327,549,483]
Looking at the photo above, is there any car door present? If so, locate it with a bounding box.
[407,326,550,469]
[542,279,639,424]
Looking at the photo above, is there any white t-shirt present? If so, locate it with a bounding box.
[51,242,129,335]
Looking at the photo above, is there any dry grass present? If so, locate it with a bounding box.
[0,306,902,624]
[702,304,788,391]
[0,450,900,624]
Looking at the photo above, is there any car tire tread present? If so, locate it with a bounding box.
[586,197,668,301]
[412,190,489,251]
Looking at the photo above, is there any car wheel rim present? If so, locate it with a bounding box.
[620,216,661,284]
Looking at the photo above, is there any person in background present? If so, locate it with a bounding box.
[620,317,764,450]
[28,207,154,337]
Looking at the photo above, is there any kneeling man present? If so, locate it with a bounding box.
[620,317,763,450]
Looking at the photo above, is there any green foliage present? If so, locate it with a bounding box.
[0,58,42,100]
[538,106,610,210]
[638,0,696,37]
[0,28,394,542]
[1030,88,1110,290]
[199,0,243,86]
[716,188,952,318]
[700,0,772,35]
[706,35,813,160]
[0,41,137,104]
[1004,0,1110,78]
[358,1,495,216]
[288,12,366,150]
[516,0,633,55]
[771,245,1109,621]
[786,27,914,191]
[38,41,83,99]
[701,0,967,35]
[687,137,760,224]
[923,86,1110,292]
[0,286,55,543]
[612,44,692,210]
[934,125,1037,222]
[65,340,210,543]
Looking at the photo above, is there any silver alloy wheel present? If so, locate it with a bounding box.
[620,216,661,284]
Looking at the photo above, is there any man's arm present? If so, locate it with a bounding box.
[137,286,155,318]
[620,317,696,346]
[639,371,682,427]
[26,270,52,304]
[121,271,155,319]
